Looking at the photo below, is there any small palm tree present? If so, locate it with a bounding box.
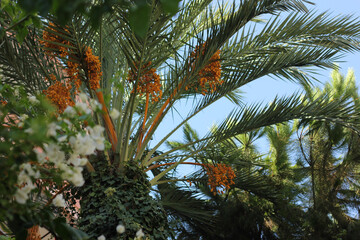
[2,0,360,238]
[166,123,282,239]
[293,69,360,239]
[260,68,360,239]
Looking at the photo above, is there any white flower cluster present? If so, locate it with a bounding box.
[45,121,105,187]
[97,235,106,240]
[135,229,145,239]
[28,95,40,104]
[14,102,106,204]
[14,163,40,204]
[17,114,28,127]
[110,109,120,120]
[116,224,125,234]
[97,225,145,240]
[53,194,66,208]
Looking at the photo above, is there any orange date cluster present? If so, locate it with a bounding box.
[128,62,162,102]
[41,23,102,112]
[188,42,222,95]
[205,163,235,195]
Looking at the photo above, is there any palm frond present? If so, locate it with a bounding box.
[210,92,360,145]
[0,32,59,94]
[159,186,217,229]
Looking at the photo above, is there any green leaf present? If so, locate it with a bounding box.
[0,0,10,10]
[15,26,28,44]
[15,229,28,240]
[30,15,42,28]
[7,214,31,240]
[89,5,104,29]
[54,217,89,240]
[0,27,5,39]
[159,0,180,15]
[18,0,52,16]
[129,4,150,38]
[3,3,15,17]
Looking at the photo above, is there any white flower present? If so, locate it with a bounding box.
[34,170,40,179]
[136,229,144,239]
[97,235,106,240]
[68,154,80,166]
[58,162,70,172]
[68,154,87,167]
[93,137,105,151]
[14,88,19,97]
[63,119,73,127]
[34,148,46,164]
[79,158,88,166]
[90,99,102,110]
[17,114,28,127]
[44,143,65,165]
[14,181,35,204]
[58,135,68,142]
[75,102,92,115]
[79,93,88,102]
[53,194,66,208]
[21,163,40,178]
[88,126,105,151]
[21,163,35,176]
[24,128,34,134]
[47,122,60,137]
[23,181,36,192]
[88,125,104,137]
[116,224,125,234]
[14,188,29,204]
[70,134,96,155]
[64,106,77,117]
[61,165,83,186]
[60,166,74,179]
[110,109,120,120]
[68,167,85,187]
[28,95,40,104]
[17,170,31,184]
[19,114,28,121]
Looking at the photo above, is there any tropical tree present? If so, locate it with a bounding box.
[254,68,360,239]
[169,69,360,239]
[2,0,360,239]
[165,124,283,239]
[293,68,360,239]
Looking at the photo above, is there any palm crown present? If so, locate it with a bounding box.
[2,0,360,237]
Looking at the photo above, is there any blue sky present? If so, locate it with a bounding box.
[151,0,360,154]
[243,0,360,99]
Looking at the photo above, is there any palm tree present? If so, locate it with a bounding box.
[168,69,360,239]
[259,68,360,239]
[165,124,283,239]
[2,0,360,238]
[293,68,360,239]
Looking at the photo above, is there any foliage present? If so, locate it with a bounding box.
[2,0,360,239]
[0,0,180,42]
[259,68,360,239]
[74,161,174,239]
[0,0,42,43]
[0,236,14,240]
[292,69,360,239]
[165,123,283,239]
[166,69,360,239]
[0,84,109,239]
